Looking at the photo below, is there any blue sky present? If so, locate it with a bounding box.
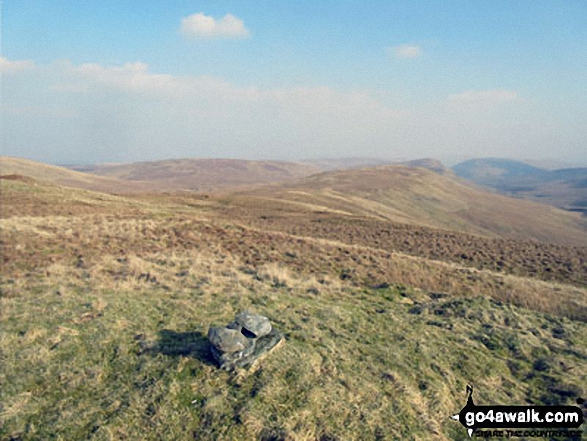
[2,1,586,164]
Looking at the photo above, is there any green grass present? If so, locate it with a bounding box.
[1,179,586,440]
[2,257,586,440]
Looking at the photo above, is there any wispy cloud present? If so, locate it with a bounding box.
[5,59,566,165]
[180,13,250,39]
[389,45,422,59]
[7,60,410,162]
[0,57,35,73]
[72,62,178,94]
[448,89,518,106]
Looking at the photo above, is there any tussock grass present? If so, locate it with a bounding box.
[2,253,586,440]
[238,165,587,246]
[3,207,586,321]
[2,180,587,439]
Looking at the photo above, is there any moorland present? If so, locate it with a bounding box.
[1,156,586,440]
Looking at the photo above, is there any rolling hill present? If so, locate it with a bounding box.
[2,169,586,440]
[0,156,149,193]
[68,158,320,191]
[452,158,544,183]
[4,156,586,246]
[227,165,587,246]
[300,157,449,174]
[453,157,587,213]
[2,156,323,193]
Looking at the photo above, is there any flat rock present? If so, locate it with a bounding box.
[227,328,284,370]
[208,311,284,371]
[232,311,272,338]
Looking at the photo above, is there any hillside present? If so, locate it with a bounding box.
[300,157,397,171]
[68,158,320,191]
[229,165,587,246]
[452,158,544,183]
[300,157,449,174]
[402,158,449,174]
[0,156,149,193]
[453,158,587,213]
[1,177,586,440]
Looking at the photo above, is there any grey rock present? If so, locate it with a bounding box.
[208,311,284,371]
[233,310,272,338]
[207,327,250,354]
[227,328,284,370]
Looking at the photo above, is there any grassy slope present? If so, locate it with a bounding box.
[0,178,155,218]
[0,157,149,194]
[223,211,587,288]
[3,255,586,440]
[236,165,587,246]
[1,178,587,440]
[70,158,320,191]
[5,157,585,245]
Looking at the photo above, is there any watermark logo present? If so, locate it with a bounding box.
[451,385,584,438]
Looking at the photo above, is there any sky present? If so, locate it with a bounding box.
[1,0,586,165]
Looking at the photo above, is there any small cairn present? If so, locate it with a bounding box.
[208,311,284,370]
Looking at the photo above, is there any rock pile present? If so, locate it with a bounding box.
[208,311,284,370]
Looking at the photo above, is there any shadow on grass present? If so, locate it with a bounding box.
[152,329,217,366]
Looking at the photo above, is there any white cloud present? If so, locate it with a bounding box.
[180,13,250,39]
[4,59,580,165]
[60,61,260,103]
[73,62,178,94]
[389,45,422,59]
[0,57,35,73]
[6,60,410,161]
[448,89,518,106]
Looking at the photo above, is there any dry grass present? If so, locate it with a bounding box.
[2,173,587,440]
[0,157,149,193]
[69,158,320,191]
[222,206,587,287]
[2,249,586,440]
[233,165,587,246]
[2,196,586,321]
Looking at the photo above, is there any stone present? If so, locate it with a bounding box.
[231,310,272,338]
[207,327,250,354]
[208,311,284,371]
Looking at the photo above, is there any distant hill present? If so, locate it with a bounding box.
[401,158,449,174]
[300,157,449,174]
[452,158,587,213]
[453,158,544,184]
[68,158,320,191]
[1,157,321,193]
[232,164,587,246]
[300,157,398,171]
[66,156,449,193]
[0,156,149,193]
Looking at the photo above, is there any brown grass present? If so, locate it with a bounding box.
[0,156,150,193]
[68,158,320,191]
[229,211,587,287]
[2,177,587,440]
[231,165,587,246]
[2,188,586,321]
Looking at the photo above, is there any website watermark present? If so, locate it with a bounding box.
[451,386,584,438]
